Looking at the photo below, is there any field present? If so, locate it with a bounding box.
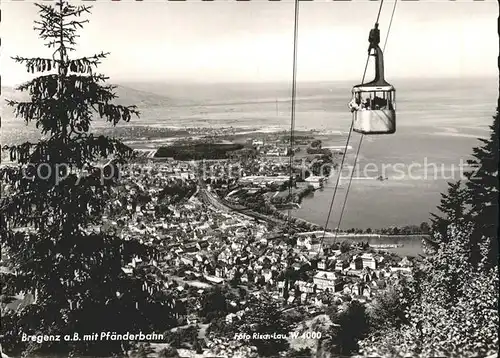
[155,143,245,160]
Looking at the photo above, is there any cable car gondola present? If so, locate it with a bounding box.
[349,23,396,135]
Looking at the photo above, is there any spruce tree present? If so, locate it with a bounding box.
[464,112,499,268]
[429,111,498,267]
[429,180,469,243]
[0,2,171,356]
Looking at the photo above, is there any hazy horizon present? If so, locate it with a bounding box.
[1,1,496,86]
[2,74,495,89]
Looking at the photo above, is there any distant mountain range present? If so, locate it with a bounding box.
[2,76,494,112]
[0,84,193,116]
[111,84,194,107]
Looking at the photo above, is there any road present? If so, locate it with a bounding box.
[198,185,284,225]
[194,163,297,226]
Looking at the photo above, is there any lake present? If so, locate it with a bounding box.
[1,77,496,231]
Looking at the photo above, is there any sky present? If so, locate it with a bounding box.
[0,0,497,85]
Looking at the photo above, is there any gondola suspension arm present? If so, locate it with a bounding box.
[334,0,398,241]
[321,0,398,246]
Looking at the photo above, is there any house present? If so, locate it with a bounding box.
[362,270,377,282]
[317,259,327,270]
[226,313,239,324]
[187,314,198,325]
[197,240,209,251]
[300,292,308,304]
[372,279,387,289]
[353,295,368,304]
[296,280,316,293]
[121,266,133,275]
[277,280,287,295]
[262,269,273,282]
[343,285,352,295]
[231,242,244,251]
[180,255,194,267]
[253,262,263,272]
[390,266,411,273]
[203,263,214,276]
[314,296,324,307]
[226,267,237,280]
[313,270,342,292]
[218,251,230,264]
[350,255,363,270]
[241,273,249,283]
[296,236,307,248]
[335,259,348,271]
[215,265,225,278]
[277,241,288,250]
[314,294,332,307]
[204,275,224,284]
[361,253,377,269]
[305,237,321,253]
[399,256,412,267]
[362,285,372,298]
[259,256,272,266]
[352,283,364,296]
[331,249,341,256]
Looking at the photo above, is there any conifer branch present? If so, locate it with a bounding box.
[1,2,170,356]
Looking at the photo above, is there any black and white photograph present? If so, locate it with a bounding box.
[0,0,498,357]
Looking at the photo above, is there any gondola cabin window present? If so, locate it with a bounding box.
[354,90,395,111]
